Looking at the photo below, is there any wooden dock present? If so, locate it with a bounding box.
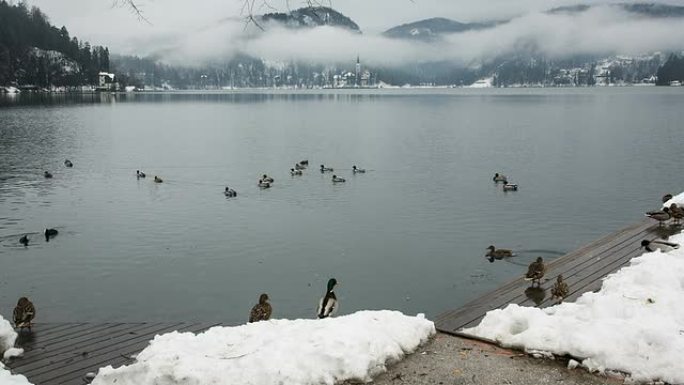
[4,219,674,384]
[6,322,223,385]
[435,218,671,334]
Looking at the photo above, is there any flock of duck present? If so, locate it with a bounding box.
[11,278,339,331]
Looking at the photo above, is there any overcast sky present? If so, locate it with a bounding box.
[22,0,684,64]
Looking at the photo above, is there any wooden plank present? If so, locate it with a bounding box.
[32,322,207,385]
[53,322,224,385]
[19,322,178,378]
[436,219,661,334]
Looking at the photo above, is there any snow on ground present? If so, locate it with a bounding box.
[0,315,30,385]
[663,191,684,207]
[92,310,435,385]
[463,231,684,384]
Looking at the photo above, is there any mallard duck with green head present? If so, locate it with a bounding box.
[13,297,35,330]
[317,278,338,319]
[249,293,272,323]
[525,257,546,286]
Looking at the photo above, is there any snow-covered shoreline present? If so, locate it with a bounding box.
[0,314,30,385]
[463,231,684,384]
[92,310,435,385]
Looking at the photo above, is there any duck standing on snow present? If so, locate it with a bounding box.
[493,173,507,183]
[525,257,546,286]
[154,176,163,183]
[19,235,29,247]
[646,207,671,226]
[44,228,58,242]
[332,175,345,183]
[352,165,366,173]
[485,245,513,260]
[551,275,569,303]
[290,168,303,176]
[224,187,237,197]
[502,183,518,191]
[317,278,338,319]
[136,170,146,178]
[320,165,333,173]
[13,297,35,330]
[44,171,53,178]
[64,159,73,168]
[663,193,674,204]
[249,293,272,323]
[640,239,680,253]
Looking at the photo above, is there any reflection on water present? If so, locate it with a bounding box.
[1,88,683,323]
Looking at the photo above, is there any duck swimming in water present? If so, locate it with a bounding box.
[502,183,518,191]
[154,176,163,183]
[249,293,272,323]
[493,173,507,183]
[317,278,338,319]
[44,171,53,178]
[320,165,333,173]
[295,163,306,170]
[13,297,35,331]
[299,160,309,166]
[258,180,271,188]
[64,159,73,168]
[136,170,146,178]
[290,168,303,176]
[44,228,58,241]
[262,174,274,183]
[224,187,237,197]
[525,257,546,286]
[332,175,345,183]
[352,165,366,173]
[485,245,513,259]
[19,235,28,247]
[641,239,680,253]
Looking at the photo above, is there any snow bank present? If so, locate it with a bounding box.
[92,310,435,385]
[0,363,32,385]
[0,314,18,354]
[663,191,684,208]
[463,231,684,384]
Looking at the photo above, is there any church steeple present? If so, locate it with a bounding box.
[355,55,361,86]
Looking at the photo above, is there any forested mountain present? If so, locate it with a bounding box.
[383,18,497,41]
[656,54,684,85]
[0,0,109,87]
[260,6,360,31]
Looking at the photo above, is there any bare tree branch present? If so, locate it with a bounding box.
[114,0,152,25]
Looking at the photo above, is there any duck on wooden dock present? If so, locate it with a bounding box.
[645,207,671,226]
[551,275,569,303]
[332,175,346,183]
[13,297,35,331]
[154,176,163,183]
[525,257,546,286]
[136,170,146,178]
[352,165,366,173]
[249,293,273,323]
[317,278,338,319]
[64,159,73,168]
[44,171,53,178]
[502,183,518,192]
[493,173,507,183]
[290,168,303,176]
[19,235,29,247]
[485,245,513,259]
[320,165,333,173]
[44,228,58,241]
[224,187,237,197]
[640,239,680,253]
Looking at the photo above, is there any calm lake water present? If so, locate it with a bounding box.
[0,88,683,324]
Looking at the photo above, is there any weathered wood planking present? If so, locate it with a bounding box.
[6,322,223,385]
[436,219,674,334]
